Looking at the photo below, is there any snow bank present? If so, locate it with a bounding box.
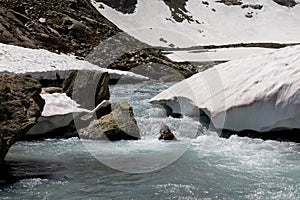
[0,43,147,80]
[150,45,300,132]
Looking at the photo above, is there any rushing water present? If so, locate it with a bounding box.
[1,83,299,199]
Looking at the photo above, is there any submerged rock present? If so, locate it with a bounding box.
[150,46,300,141]
[79,102,140,141]
[0,73,44,164]
[159,124,176,140]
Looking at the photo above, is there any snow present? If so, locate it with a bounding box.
[0,43,147,80]
[27,93,111,135]
[27,93,84,135]
[40,93,87,117]
[150,45,300,132]
[165,47,273,62]
[93,0,300,47]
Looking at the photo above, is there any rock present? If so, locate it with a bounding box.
[150,45,300,141]
[0,0,119,57]
[95,0,138,14]
[42,87,62,94]
[159,124,176,140]
[215,0,243,6]
[272,0,297,7]
[0,73,44,164]
[79,102,140,141]
[62,70,110,109]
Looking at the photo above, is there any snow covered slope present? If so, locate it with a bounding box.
[150,45,300,132]
[93,0,300,47]
[0,43,147,80]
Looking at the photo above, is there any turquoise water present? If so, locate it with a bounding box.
[1,83,299,199]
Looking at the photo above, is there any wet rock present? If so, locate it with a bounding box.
[0,73,44,164]
[159,124,176,140]
[79,102,140,141]
[42,87,62,94]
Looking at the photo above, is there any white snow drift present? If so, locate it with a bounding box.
[150,45,300,132]
[0,43,147,80]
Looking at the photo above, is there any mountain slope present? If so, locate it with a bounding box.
[94,0,300,47]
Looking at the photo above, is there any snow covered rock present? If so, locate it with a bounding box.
[26,93,86,137]
[150,45,300,133]
[26,92,112,138]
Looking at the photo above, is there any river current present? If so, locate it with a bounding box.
[1,83,299,199]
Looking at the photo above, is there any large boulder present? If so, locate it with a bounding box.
[150,46,300,140]
[79,102,140,141]
[0,73,44,164]
[63,70,110,109]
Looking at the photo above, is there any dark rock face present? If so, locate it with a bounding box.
[220,129,300,143]
[159,124,176,140]
[272,0,297,7]
[96,0,138,14]
[215,0,243,6]
[0,73,45,164]
[79,102,140,141]
[163,0,194,23]
[63,70,110,110]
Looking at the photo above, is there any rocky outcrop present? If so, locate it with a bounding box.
[159,124,176,140]
[85,33,198,79]
[79,102,140,141]
[0,73,44,164]
[273,0,297,7]
[96,0,138,14]
[0,0,119,58]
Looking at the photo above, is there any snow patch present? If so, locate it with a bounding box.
[0,43,147,80]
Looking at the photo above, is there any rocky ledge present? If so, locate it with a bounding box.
[0,73,44,164]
